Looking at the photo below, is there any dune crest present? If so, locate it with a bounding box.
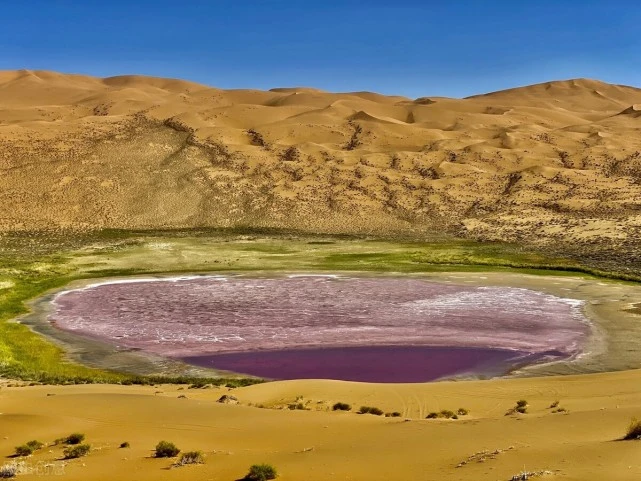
[0,70,640,254]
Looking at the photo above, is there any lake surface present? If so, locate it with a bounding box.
[49,275,589,381]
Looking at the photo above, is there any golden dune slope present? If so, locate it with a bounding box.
[2,370,641,481]
[2,70,641,250]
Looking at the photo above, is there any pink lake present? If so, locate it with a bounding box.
[49,275,589,381]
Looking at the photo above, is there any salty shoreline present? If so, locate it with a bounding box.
[17,270,641,380]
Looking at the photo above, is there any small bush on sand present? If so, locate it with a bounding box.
[624,418,641,440]
[64,433,85,445]
[385,412,402,417]
[0,463,17,478]
[26,440,44,451]
[176,451,205,466]
[359,406,384,416]
[244,463,277,481]
[155,441,180,458]
[426,410,461,420]
[120,442,130,448]
[549,400,560,409]
[506,400,529,415]
[14,440,44,457]
[457,408,469,416]
[332,402,351,411]
[63,444,90,459]
[14,445,34,457]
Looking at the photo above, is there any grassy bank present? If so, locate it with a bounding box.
[0,229,637,383]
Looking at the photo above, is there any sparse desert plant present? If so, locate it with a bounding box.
[25,440,44,451]
[506,400,528,415]
[515,400,528,414]
[359,406,384,416]
[189,381,208,389]
[385,412,402,417]
[332,402,351,411]
[63,444,90,459]
[176,450,205,466]
[457,408,469,416]
[281,146,300,162]
[288,402,307,410]
[64,433,85,445]
[120,442,130,448]
[510,470,553,480]
[155,440,180,458]
[549,400,560,409]
[551,407,568,414]
[14,445,34,457]
[624,417,641,440]
[0,463,17,478]
[427,409,462,420]
[244,463,277,481]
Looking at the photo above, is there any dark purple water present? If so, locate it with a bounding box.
[49,275,589,382]
[183,345,566,382]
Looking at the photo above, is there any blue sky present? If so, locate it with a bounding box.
[1,1,639,98]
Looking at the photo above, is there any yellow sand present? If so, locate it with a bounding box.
[1,369,640,481]
[1,70,641,246]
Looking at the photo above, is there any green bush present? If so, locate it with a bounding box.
[14,445,34,457]
[155,441,180,458]
[332,402,351,411]
[14,439,44,456]
[426,410,460,420]
[64,433,85,445]
[359,406,384,416]
[176,451,205,466]
[624,418,641,440]
[245,463,277,481]
[63,444,90,459]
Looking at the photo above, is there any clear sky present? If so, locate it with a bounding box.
[1,0,639,98]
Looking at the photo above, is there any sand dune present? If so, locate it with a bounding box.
[2,369,641,481]
[1,71,641,260]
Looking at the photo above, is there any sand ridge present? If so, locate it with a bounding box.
[1,369,641,481]
[1,70,641,257]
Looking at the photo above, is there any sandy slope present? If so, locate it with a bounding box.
[1,370,640,481]
[1,70,641,253]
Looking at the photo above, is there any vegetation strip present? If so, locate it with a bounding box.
[0,229,638,384]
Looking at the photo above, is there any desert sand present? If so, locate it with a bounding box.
[2,370,641,481]
[1,71,641,262]
[2,71,641,480]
